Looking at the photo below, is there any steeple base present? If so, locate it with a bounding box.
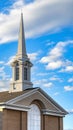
[10,81,33,93]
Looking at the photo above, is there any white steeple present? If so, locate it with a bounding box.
[10,13,33,92]
[17,13,27,58]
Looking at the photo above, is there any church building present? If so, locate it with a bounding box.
[0,13,68,130]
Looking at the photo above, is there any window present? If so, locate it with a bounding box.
[24,68,27,80]
[16,63,19,80]
[16,67,19,80]
[28,104,41,130]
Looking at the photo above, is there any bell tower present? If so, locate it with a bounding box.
[10,13,33,92]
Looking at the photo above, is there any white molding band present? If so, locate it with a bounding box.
[0,103,30,112]
[42,109,65,117]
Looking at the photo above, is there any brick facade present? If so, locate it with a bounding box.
[2,108,63,130]
[3,109,27,130]
[43,115,63,130]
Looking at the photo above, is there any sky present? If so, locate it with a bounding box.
[0,0,73,129]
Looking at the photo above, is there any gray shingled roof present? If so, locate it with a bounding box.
[0,88,35,103]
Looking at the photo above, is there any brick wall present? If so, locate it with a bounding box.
[43,115,63,130]
[3,109,27,130]
[2,108,63,130]
[0,112,3,130]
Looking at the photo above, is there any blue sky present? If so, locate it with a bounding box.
[0,0,73,129]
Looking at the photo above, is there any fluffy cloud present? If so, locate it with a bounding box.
[0,0,73,43]
[6,56,15,66]
[47,41,55,46]
[0,66,4,72]
[46,60,63,70]
[36,72,49,76]
[60,66,73,72]
[64,86,73,91]
[0,80,10,92]
[43,82,53,88]
[28,52,39,61]
[49,75,62,82]
[68,78,73,82]
[68,109,73,114]
[33,79,53,88]
[0,61,5,64]
[0,66,10,80]
[40,40,73,71]
[54,92,59,96]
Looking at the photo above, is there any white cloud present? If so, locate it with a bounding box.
[68,78,73,82]
[0,80,10,92]
[54,92,59,96]
[0,66,10,80]
[40,40,73,70]
[37,72,49,76]
[0,66,5,73]
[47,41,55,46]
[46,60,63,70]
[43,82,53,88]
[49,75,62,82]
[28,52,39,61]
[68,109,73,114]
[0,0,73,43]
[61,66,73,72]
[64,86,73,91]
[6,56,15,66]
[33,79,53,88]
[12,0,24,9]
[0,61,5,64]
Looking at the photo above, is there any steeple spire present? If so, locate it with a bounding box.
[17,13,27,58]
[10,13,33,92]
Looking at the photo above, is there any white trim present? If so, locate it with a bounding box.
[37,91,61,112]
[42,109,65,117]
[7,89,61,113]
[6,88,61,112]
[6,88,38,104]
[39,88,67,113]
[0,103,30,112]
[5,88,67,115]
[0,103,65,117]
[43,111,65,117]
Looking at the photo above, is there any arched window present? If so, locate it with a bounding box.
[28,104,41,130]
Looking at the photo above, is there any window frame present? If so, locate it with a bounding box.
[15,63,19,80]
[28,104,41,130]
[24,67,28,80]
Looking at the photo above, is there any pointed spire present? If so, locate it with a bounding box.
[17,13,27,58]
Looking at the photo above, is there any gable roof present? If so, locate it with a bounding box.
[0,87,68,116]
[0,88,36,102]
[38,88,68,114]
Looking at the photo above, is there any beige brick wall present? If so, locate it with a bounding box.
[60,117,63,130]
[43,115,63,130]
[2,108,63,130]
[22,111,27,130]
[3,109,20,130]
[3,109,27,130]
[0,112,3,130]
